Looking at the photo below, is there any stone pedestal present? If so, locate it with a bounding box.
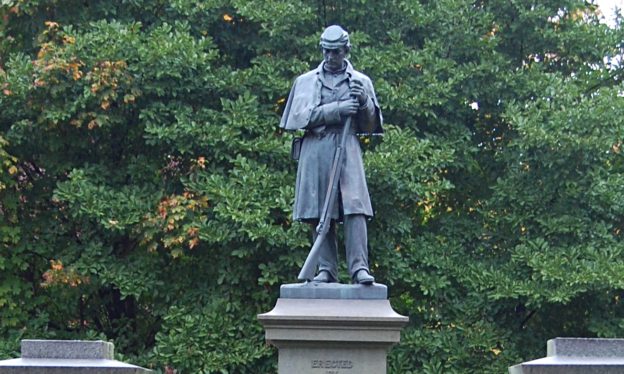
[258,283,408,374]
[509,338,624,373]
[0,340,151,373]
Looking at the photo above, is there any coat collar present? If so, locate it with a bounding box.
[315,59,354,77]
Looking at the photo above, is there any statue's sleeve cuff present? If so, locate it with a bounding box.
[322,101,341,125]
[359,96,373,111]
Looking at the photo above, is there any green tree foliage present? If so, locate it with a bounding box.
[1,0,623,372]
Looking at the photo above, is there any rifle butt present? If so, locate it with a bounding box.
[297,232,326,281]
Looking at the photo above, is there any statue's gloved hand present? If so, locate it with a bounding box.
[350,79,368,106]
[337,98,359,117]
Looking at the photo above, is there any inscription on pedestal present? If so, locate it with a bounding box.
[311,359,354,371]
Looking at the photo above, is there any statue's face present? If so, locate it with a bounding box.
[323,47,347,71]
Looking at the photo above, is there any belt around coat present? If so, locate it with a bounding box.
[306,124,358,138]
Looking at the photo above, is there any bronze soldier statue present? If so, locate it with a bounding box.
[280,25,383,285]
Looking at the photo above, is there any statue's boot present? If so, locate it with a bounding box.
[313,270,337,283]
[353,269,374,285]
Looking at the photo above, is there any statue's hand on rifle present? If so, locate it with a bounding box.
[337,98,359,117]
[350,79,368,106]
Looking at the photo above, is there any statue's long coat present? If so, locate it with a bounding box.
[280,61,383,221]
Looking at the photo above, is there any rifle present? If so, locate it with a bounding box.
[298,116,353,281]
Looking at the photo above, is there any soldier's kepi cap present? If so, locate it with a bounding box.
[320,25,351,49]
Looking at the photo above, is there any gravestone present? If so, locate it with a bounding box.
[0,340,152,373]
[258,283,408,374]
[509,337,624,373]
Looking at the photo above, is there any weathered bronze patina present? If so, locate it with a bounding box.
[280,25,383,284]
